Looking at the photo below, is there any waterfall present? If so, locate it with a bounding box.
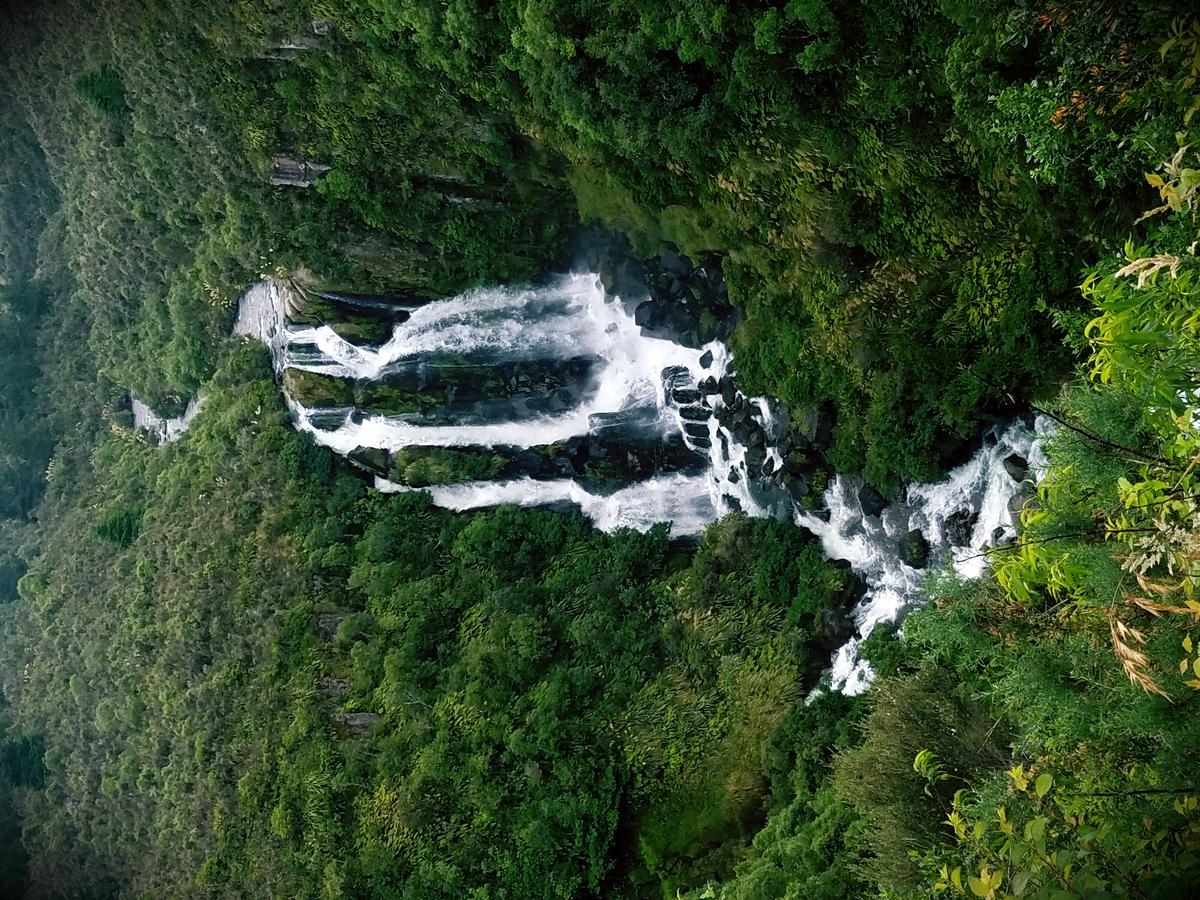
[131,394,203,443]
[234,274,1049,694]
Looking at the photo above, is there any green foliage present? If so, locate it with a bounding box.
[389,447,506,487]
[92,507,142,548]
[73,66,127,119]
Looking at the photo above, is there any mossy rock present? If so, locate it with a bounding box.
[282,368,354,407]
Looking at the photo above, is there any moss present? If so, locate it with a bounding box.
[281,369,354,408]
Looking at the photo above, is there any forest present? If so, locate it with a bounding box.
[1,0,1200,897]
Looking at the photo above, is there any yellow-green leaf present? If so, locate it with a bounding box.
[1035,773,1053,799]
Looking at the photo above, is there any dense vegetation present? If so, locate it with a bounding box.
[2,0,1200,898]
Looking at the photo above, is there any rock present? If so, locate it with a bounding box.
[699,349,714,369]
[335,712,380,734]
[698,376,719,395]
[1008,489,1037,519]
[899,529,930,569]
[785,450,811,474]
[678,405,711,422]
[815,608,854,653]
[784,473,810,501]
[944,507,979,547]
[723,495,743,512]
[673,388,702,405]
[660,248,691,275]
[1003,453,1029,483]
[347,446,390,477]
[634,300,658,327]
[858,483,887,518]
[720,377,737,406]
[728,468,741,484]
[745,445,767,473]
[763,457,776,476]
[514,448,550,477]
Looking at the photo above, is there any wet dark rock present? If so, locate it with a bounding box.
[1003,453,1029,483]
[514,448,551,477]
[673,388,701,405]
[858,483,887,518]
[899,529,930,569]
[745,445,767,473]
[728,468,741,484]
[763,457,776,476]
[720,377,737,406]
[945,507,980,547]
[678,405,711,422]
[347,446,390,477]
[683,421,711,440]
[660,248,691,276]
[815,608,854,654]
[784,473,810,501]
[634,300,657,327]
[1008,489,1037,519]
[785,450,812,474]
[699,349,714,369]
[698,376,719,395]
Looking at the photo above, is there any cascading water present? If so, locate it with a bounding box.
[131,394,203,443]
[234,272,1049,693]
[799,417,1053,694]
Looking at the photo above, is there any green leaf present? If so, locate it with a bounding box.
[1035,773,1053,799]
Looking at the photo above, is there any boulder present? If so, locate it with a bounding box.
[858,483,887,518]
[660,248,691,276]
[899,529,930,569]
[720,377,737,406]
[698,376,719,395]
[783,473,810,501]
[699,349,714,369]
[634,300,658,327]
[1008,489,1037,519]
[1003,453,1029,483]
[944,507,979,547]
[815,608,854,654]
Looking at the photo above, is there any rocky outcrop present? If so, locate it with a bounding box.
[270,155,331,187]
[898,529,930,569]
[945,507,980,546]
[1004,453,1029,483]
[858,483,887,518]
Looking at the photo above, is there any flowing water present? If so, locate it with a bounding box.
[131,394,203,443]
[231,274,1049,692]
